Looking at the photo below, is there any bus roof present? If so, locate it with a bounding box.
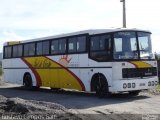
[5,28,151,45]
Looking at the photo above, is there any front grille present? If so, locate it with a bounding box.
[122,67,157,78]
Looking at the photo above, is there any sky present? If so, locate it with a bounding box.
[0,0,160,53]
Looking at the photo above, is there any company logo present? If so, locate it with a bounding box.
[58,55,72,67]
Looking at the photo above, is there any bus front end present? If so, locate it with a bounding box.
[112,31,158,93]
[112,61,158,92]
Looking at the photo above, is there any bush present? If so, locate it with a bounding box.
[156,84,160,92]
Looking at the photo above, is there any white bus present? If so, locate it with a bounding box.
[2,28,158,97]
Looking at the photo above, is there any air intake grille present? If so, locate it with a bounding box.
[122,67,157,78]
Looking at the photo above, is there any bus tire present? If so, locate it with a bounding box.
[129,90,140,96]
[92,74,110,98]
[23,73,33,89]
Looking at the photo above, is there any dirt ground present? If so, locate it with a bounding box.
[0,82,160,120]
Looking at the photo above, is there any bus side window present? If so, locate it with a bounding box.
[36,42,43,55]
[68,37,77,53]
[68,36,86,54]
[24,43,35,56]
[4,46,12,58]
[17,45,23,57]
[42,41,49,55]
[37,41,50,55]
[59,39,66,54]
[77,36,86,52]
[13,45,23,58]
[51,40,59,54]
[13,46,18,57]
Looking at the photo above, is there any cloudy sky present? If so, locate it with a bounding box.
[0,0,160,53]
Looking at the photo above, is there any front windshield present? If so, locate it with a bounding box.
[138,32,153,59]
[114,32,138,59]
[113,31,153,60]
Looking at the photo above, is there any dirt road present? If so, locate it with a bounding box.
[0,83,160,120]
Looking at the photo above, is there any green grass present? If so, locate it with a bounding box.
[156,84,160,92]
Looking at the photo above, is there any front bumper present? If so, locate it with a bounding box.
[111,77,158,92]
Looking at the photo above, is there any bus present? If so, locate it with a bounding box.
[2,28,158,97]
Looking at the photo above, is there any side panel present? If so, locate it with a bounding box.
[3,54,113,92]
[88,59,113,92]
[2,58,37,86]
[79,54,90,91]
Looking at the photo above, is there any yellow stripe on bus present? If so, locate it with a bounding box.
[23,57,85,91]
[129,61,152,68]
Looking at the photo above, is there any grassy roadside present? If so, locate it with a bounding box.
[156,84,160,92]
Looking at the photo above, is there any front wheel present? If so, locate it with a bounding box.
[95,76,110,98]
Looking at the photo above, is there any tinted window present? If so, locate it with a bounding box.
[77,36,86,52]
[68,37,77,53]
[68,36,86,54]
[51,39,66,54]
[90,34,111,61]
[91,36,99,51]
[51,40,59,54]
[24,43,35,56]
[91,36,106,51]
[13,46,18,57]
[36,42,42,55]
[36,41,49,55]
[43,41,49,55]
[59,39,66,54]
[17,45,23,57]
[13,45,22,57]
[4,46,12,58]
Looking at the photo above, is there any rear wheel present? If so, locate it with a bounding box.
[23,73,33,89]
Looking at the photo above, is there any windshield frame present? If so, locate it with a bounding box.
[113,31,154,61]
